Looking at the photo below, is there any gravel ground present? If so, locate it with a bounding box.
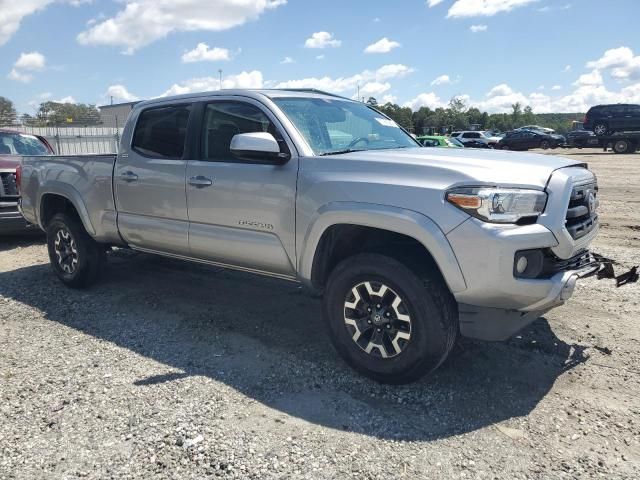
[1,149,639,479]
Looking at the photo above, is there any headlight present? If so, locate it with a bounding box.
[446,187,547,224]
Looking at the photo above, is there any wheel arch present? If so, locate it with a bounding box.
[38,186,95,235]
[299,202,467,294]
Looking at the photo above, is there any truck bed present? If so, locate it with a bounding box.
[19,154,120,243]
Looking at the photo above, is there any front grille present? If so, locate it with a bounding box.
[0,172,19,198]
[565,180,598,239]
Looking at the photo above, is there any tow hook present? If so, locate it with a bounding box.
[585,253,639,287]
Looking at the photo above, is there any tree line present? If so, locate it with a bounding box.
[1,94,583,132]
[0,96,101,127]
[369,97,583,134]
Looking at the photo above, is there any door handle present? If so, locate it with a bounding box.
[188,175,213,188]
[120,171,138,182]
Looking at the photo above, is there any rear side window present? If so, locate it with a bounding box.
[132,105,191,158]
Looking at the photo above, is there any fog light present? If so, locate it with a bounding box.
[516,256,528,274]
[513,249,545,279]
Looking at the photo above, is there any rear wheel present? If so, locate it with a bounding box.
[46,213,105,288]
[593,122,609,136]
[613,139,634,154]
[322,253,458,384]
[540,140,551,150]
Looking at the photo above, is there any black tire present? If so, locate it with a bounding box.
[501,145,510,150]
[540,140,551,150]
[322,253,458,384]
[593,122,609,136]
[46,213,105,288]
[613,139,632,154]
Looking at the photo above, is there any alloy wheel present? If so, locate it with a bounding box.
[54,227,79,274]
[343,281,412,358]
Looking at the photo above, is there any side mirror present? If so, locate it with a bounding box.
[230,132,290,164]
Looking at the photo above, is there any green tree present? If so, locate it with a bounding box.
[377,103,414,131]
[34,101,101,126]
[0,96,17,125]
[366,97,378,107]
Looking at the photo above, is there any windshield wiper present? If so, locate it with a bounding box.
[319,148,365,156]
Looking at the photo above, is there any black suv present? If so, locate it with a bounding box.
[583,104,640,136]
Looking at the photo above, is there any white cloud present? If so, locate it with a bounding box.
[316,54,325,60]
[381,94,398,104]
[404,92,444,110]
[181,43,231,63]
[355,82,391,99]
[0,0,54,45]
[15,51,46,71]
[486,83,514,97]
[304,31,341,49]
[563,64,572,72]
[106,84,139,102]
[274,64,414,95]
[7,51,46,83]
[77,0,286,54]
[574,70,603,87]
[8,69,33,83]
[427,0,445,6]
[431,74,451,86]
[586,46,640,81]
[447,0,538,18]
[470,24,488,32]
[280,56,294,64]
[161,70,264,97]
[364,37,401,54]
[55,96,76,104]
[551,85,562,90]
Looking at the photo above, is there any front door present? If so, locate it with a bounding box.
[115,103,192,255]
[185,99,298,277]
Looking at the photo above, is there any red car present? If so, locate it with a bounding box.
[1,129,54,235]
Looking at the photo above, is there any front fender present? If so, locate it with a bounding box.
[298,202,467,293]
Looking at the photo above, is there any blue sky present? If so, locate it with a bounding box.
[1,0,639,114]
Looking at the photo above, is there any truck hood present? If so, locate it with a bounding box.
[0,154,20,171]
[326,147,585,189]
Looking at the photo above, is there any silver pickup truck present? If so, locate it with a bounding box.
[19,89,600,383]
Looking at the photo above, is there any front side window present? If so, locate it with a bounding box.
[132,105,191,158]
[0,133,50,155]
[201,102,285,161]
[273,97,419,155]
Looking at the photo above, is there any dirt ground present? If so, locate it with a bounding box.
[1,148,638,479]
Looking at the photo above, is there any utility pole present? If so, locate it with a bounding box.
[219,69,223,90]
[357,84,360,101]
[110,96,113,106]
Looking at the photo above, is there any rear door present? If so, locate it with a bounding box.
[114,103,193,255]
[185,98,298,277]
[625,105,640,130]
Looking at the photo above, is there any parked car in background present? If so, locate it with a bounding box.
[416,135,463,148]
[450,131,494,148]
[583,104,640,136]
[565,130,598,148]
[516,125,556,134]
[19,88,601,384]
[498,130,565,151]
[1,129,54,235]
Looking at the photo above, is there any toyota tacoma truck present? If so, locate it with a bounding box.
[18,89,600,384]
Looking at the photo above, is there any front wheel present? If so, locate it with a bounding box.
[322,253,458,384]
[540,140,551,150]
[46,213,105,288]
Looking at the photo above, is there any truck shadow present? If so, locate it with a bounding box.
[0,250,589,442]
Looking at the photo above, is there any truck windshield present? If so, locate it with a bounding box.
[272,97,419,155]
[0,132,50,155]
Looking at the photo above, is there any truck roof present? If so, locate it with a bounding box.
[135,88,352,109]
